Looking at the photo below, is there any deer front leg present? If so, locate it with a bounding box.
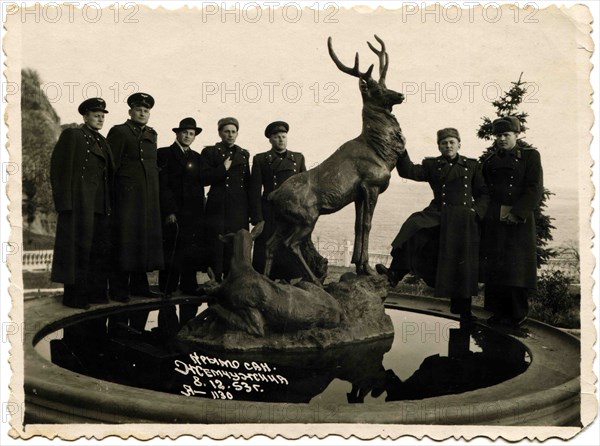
[264,226,284,277]
[285,225,323,285]
[355,184,379,275]
[352,197,365,267]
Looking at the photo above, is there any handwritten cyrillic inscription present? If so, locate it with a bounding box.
[174,352,289,399]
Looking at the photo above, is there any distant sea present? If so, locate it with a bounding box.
[312,181,581,254]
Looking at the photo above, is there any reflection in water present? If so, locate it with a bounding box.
[383,327,530,401]
[42,305,530,404]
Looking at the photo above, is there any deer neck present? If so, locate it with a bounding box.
[228,238,255,277]
[361,103,404,168]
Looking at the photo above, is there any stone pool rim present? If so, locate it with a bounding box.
[22,292,581,427]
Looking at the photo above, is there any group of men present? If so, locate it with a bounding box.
[376,116,543,327]
[50,93,543,329]
[50,93,303,311]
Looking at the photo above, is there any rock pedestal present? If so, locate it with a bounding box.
[178,274,394,351]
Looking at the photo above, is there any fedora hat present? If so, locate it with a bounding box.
[172,117,202,135]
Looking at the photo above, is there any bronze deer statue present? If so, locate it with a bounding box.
[264,35,405,284]
[190,222,342,336]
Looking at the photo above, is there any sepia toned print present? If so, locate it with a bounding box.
[1,1,597,442]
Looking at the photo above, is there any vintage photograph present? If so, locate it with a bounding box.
[1,0,598,443]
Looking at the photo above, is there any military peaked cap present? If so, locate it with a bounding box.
[265,121,289,138]
[78,97,108,115]
[127,92,155,109]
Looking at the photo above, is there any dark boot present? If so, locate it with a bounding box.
[375,264,403,287]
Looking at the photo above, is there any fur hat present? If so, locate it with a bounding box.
[437,127,460,143]
[492,116,521,134]
[217,117,239,131]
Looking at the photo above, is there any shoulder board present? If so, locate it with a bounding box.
[517,139,537,150]
[145,126,157,134]
[424,156,437,160]
[481,150,495,162]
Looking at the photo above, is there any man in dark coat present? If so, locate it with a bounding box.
[250,121,307,279]
[376,128,489,319]
[107,92,163,301]
[157,117,205,296]
[50,98,114,309]
[200,117,251,281]
[480,116,543,327]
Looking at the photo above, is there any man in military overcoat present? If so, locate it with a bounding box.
[250,121,307,279]
[200,117,251,281]
[480,116,543,327]
[50,98,114,309]
[107,92,163,301]
[157,117,205,296]
[377,128,489,320]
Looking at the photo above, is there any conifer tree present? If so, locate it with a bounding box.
[477,73,556,266]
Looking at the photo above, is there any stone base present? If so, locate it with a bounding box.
[178,274,394,351]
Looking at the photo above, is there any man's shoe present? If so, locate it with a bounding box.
[131,289,162,299]
[88,295,109,304]
[375,264,400,287]
[512,316,528,327]
[460,312,477,324]
[111,295,130,303]
[487,314,527,327]
[63,301,91,310]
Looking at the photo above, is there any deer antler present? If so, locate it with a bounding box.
[328,37,374,79]
[367,34,389,86]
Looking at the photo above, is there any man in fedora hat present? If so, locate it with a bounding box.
[480,116,543,327]
[157,117,206,325]
[376,128,489,321]
[199,117,251,281]
[250,121,308,279]
[107,92,164,302]
[50,98,114,309]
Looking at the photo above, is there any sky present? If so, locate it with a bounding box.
[8,1,594,197]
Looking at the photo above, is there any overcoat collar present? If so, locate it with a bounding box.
[124,119,156,138]
[435,155,467,182]
[265,148,296,164]
[80,124,111,162]
[170,142,192,166]
[488,143,523,160]
[215,142,247,167]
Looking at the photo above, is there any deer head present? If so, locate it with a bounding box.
[328,35,404,111]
